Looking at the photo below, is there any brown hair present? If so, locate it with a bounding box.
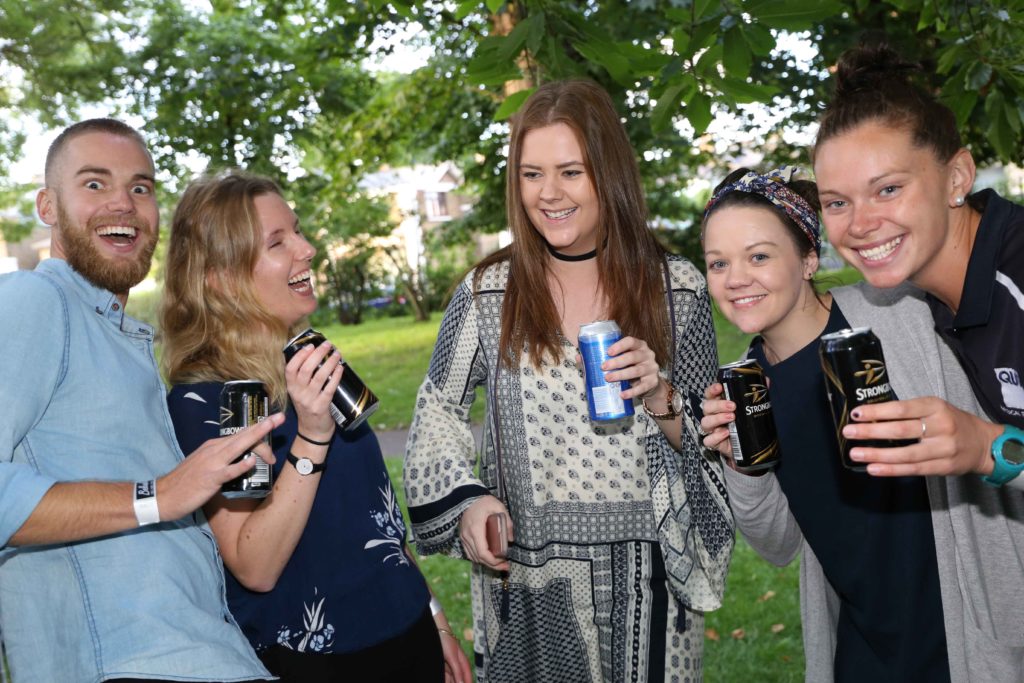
[46,118,151,187]
[160,171,292,407]
[813,44,962,163]
[475,80,670,369]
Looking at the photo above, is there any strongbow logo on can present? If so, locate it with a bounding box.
[718,360,779,472]
[820,327,915,471]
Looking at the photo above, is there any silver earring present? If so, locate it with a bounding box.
[955,196,964,206]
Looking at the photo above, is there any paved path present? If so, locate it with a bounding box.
[376,423,483,458]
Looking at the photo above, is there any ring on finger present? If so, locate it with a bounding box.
[920,418,927,439]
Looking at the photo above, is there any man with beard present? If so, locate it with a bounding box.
[0,119,283,683]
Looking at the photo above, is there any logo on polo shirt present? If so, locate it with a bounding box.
[996,367,1024,411]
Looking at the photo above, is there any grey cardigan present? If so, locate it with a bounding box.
[723,283,1024,682]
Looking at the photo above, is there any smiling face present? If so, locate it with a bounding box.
[251,192,317,328]
[38,131,158,297]
[704,205,818,336]
[814,120,969,292]
[518,122,600,256]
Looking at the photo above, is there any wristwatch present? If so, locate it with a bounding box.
[982,425,1024,486]
[642,382,684,420]
[287,452,327,476]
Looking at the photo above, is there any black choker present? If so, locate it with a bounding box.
[546,243,598,262]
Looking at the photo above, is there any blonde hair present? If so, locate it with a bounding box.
[161,171,294,407]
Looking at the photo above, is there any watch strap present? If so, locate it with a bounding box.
[642,383,680,420]
[287,452,327,475]
[982,425,1024,486]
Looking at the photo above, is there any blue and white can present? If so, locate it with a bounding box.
[579,320,634,422]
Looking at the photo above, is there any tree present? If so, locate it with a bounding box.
[4,0,1021,289]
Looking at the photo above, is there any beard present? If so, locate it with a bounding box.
[56,202,157,295]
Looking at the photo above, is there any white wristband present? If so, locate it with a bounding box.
[133,480,160,526]
[429,596,443,616]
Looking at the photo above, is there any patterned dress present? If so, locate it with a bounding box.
[405,256,734,682]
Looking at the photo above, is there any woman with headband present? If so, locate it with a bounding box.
[699,167,951,682]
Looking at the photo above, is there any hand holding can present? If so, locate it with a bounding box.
[283,328,380,431]
[578,321,634,424]
[819,327,916,471]
[717,360,780,472]
[219,380,274,498]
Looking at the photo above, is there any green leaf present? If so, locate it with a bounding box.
[723,26,752,79]
[717,76,779,103]
[572,37,633,86]
[745,0,847,31]
[455,0,478,20]
[935,43,965,75]
[939,87,978,127]
[466,38,523,85]
[494,88,534,121]
[497,14,537,62]
[651,82,689,134]
[525,11,546,56]
[739,23,776,56]
[485,0,506,13]
[694,0,719,21]
[966,62,993,91]
[685,91,713,136]
[695,43,723,79]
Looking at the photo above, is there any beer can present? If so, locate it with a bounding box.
[219,380,273,498]
[718,359,780,472]
[578,320,634,423]
[819,327,915,471]
[282,328,379,431]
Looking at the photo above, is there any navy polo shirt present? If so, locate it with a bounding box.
[927,190,1024,428]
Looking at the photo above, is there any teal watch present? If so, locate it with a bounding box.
[982,425,1024,486]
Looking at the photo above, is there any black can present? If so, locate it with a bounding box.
[283,328,379,431]
[819,327,916,471]
[219,380,273,498]
[718,359,780,472]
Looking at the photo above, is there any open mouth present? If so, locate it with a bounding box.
[96,225,138,248]
[857,236,903,262]
[542,207,577,220]
[288,269,313,293]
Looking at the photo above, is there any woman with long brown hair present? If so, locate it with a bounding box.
[404,80,733,682]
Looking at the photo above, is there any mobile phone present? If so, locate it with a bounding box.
[486,512,508,559]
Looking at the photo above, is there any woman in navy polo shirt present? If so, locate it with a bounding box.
[811,44,1024,678]
[160,171,471,683]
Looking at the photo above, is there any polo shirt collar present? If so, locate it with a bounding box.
[927,189,1009,330]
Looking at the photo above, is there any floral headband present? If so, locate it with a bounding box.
[703,165,821,255]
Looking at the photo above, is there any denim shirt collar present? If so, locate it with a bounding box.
[36,258,154,339]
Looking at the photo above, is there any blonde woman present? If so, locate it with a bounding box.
[161,172,470,683]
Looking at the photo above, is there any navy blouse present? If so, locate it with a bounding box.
[167,382,430,655]
[750,304,949,682]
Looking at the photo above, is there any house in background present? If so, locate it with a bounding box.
[358,161,505,276]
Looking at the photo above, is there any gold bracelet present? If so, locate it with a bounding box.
[437,627,457,639]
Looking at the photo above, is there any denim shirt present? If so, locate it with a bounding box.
[0,259,272,683]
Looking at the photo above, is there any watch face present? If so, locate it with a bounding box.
[1003,438,1024,466]
[296,458,314,475]
[671,389,684,415]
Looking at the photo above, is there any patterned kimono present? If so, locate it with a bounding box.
[405,256,734,682]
